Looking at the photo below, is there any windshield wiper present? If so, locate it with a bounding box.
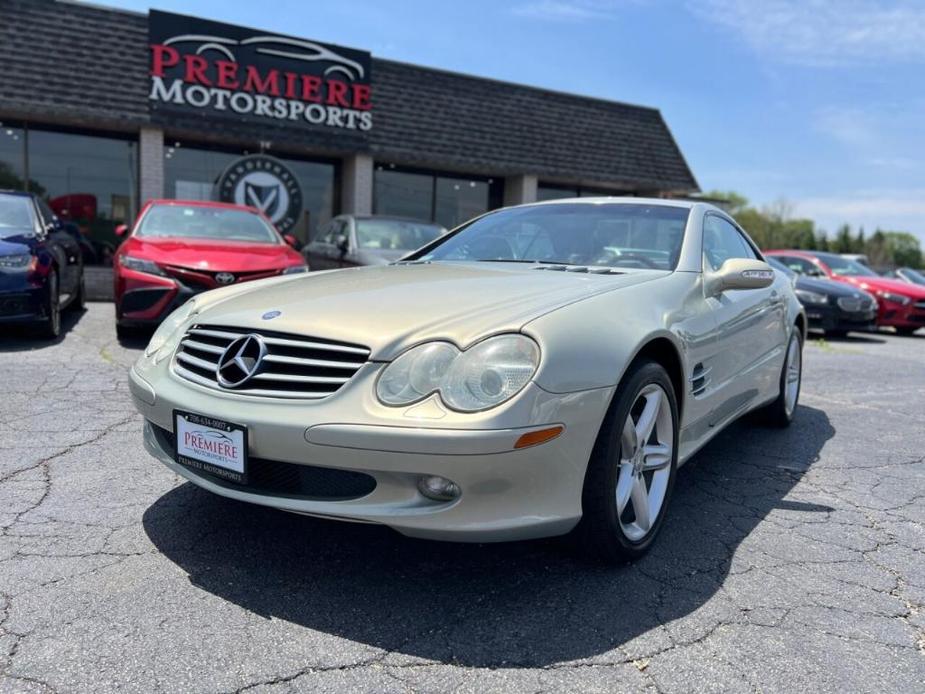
[474,259,565,265]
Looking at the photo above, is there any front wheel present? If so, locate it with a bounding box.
[38,271,61,339]
[755,328,803,427]
[575,360,679,564]
[895,327,919,336]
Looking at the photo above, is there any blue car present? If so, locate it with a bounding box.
[0,190,85,338]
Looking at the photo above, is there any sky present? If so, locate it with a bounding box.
[107,0,925,242]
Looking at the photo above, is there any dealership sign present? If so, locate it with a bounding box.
[148,10,373,132]
[216,155,303,233]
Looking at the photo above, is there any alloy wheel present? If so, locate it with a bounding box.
[784,333,801,417]
[616,383,673,542]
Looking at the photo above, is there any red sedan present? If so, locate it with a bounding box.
[766,249,925,335]
[114,200,306,337]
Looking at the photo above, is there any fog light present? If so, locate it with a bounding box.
[417,475,460,501]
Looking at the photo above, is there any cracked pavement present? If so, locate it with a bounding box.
[1,304,923,693]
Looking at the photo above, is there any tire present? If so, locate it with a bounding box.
[66,273,86,312]
[38,271,61,339]
[755,328,803,427]
[824,329,847,339]
[575,360,679,564]
[895,327,919,336]
[116,323,136,341]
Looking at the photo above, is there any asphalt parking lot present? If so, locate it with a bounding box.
[1,303,923,693]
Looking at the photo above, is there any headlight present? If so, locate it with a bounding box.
[377,334,540,412]
[120,254,166,276]
[0,253,33,270]
[876,290,911,306]
[282,264,308,274]
[794,289,828,305]
[144,300,197,358]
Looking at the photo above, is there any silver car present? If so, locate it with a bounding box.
[303,215,446,270]
[130,199,805,562]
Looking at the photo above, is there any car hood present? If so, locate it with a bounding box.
[193,262,665,359]
[122,237,302,272]
[838,275,925,298]
[795,276,867,297]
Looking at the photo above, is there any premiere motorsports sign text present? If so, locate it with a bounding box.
[148,10,373,131]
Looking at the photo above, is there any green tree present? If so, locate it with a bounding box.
[865,230,891,268]
[881,231,923,268]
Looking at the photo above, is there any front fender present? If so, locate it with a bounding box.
[522,273,705,394]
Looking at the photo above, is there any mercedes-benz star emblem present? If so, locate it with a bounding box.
[216,334,267,388]
[215,272,235,285]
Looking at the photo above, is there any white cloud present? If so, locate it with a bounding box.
[793,189,925,241]
[689,0,925,66]
[511,0,624,21]
[814,107,879,147]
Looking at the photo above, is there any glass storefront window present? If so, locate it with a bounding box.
[164,143,335,244]
[538,183,630,201]
[373,169,433,222]
[0,124,26,191]
[434,178,489,229]
[1,126,139,265]
[374,166,493,229]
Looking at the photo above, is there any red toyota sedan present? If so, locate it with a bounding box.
[766,249,925,335]
[114,200,306,337]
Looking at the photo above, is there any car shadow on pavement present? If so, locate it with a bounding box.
[143,405,834,667]
[0,307,85,351]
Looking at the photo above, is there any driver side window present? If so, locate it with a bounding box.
[703,215,757,271]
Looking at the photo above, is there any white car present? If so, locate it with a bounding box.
[130,199,805,562]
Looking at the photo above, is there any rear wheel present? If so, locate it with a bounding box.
[38,271,61,339]
[895,327,919,336]
[824,329,847,339]
[575,360,679,564]
[755,328,802,427]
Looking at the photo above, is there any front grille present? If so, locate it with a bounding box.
[837,296,874,312]
[915,301,925,310]
[151,423,376,500]
[121,288,170,314]
[173,324,370,399]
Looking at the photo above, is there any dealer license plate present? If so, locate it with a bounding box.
[174,410,248,484]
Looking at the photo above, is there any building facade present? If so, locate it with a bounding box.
[0,0,698,261]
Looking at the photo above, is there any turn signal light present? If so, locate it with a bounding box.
[514,426,564,449]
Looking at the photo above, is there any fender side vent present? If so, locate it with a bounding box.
[690,363,711,397]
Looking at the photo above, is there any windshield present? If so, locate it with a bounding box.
[414,203,689,270]
[816,252,879,277]
[356,218,444,252]
[901,268,925,285]
[136,205,280,244]
[0,195,36,238]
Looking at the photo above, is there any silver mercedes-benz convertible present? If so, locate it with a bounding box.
[130,198,805,562]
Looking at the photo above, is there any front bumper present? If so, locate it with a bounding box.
[876,300,925,329]
[0,284,47,324]
[803,303,876,333]
[130,361,613,542]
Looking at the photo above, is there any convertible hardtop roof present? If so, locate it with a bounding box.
[528,196,700,210]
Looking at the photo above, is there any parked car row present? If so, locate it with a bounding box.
[2,188,923,343]
[766,250,925,336]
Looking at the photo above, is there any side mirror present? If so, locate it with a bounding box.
[283,234,300,249]
[706,258,775,296]
[335,234,349,255]
[115,224,129,238]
